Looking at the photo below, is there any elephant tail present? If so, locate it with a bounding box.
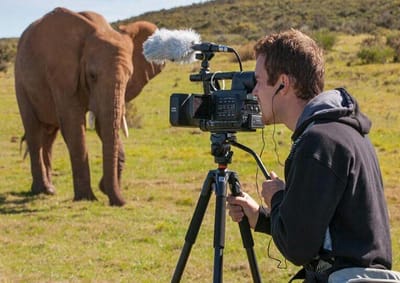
[19,134,29,160]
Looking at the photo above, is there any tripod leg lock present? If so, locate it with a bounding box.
[228,171,242,197]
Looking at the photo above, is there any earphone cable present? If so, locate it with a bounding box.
[271,95,284,167]
[264,91,287,269]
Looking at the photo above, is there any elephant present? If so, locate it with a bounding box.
[14,7,164,206]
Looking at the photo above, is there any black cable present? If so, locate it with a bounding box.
[265,90,287,269]
[267,236,287,269]
[232,48,243,72]
[271,94,284,167]
[255,128,266,205]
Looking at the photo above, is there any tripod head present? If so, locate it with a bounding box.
[210,133,236,165]
[210,132,272,180]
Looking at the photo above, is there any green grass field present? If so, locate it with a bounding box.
[0,34,399,282]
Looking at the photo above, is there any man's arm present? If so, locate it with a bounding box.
[269,156,345,266]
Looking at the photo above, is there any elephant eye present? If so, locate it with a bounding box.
[89,71,97,82]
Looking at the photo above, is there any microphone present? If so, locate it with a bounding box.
[143,28,201,64]
[143,28,236,64]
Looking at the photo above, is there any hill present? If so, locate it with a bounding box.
[115,0,400,43]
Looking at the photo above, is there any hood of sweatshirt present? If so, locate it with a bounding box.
[292,88,372,141]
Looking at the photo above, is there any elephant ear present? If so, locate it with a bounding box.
[119,21,165,102]
[37,8,97,100]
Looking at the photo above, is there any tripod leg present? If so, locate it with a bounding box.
[171,171,215,283]
[213,168,229,283]
[229,172,262,283]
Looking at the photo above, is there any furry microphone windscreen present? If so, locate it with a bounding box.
[143,28,201,64]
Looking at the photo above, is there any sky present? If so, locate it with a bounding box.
[0,0,207,38]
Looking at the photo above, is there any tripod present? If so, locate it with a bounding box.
[171,133,271,283]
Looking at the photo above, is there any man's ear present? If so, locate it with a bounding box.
[277,74,290,94]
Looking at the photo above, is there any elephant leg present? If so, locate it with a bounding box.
[41,126,59,193]
[59,113,97,201]
[16,89,55,195]
[29,126,58,195]
[94,122,107,196]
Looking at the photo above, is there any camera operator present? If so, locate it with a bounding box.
[227,29,399,282]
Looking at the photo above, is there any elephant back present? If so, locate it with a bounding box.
[17,7,98,64]
[79,11,115,33]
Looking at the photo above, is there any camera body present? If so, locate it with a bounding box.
[170,71,264,132]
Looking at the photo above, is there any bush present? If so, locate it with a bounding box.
[125,101,143,129]
[357,35,395,64]
[312,30,337,51]
[237,41,255,62]
[357,46,395,64]
[0,62,8,72]
[386,32,400,62]
[0,39,17,73]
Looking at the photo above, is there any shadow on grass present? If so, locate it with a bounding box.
[0,190,43,214]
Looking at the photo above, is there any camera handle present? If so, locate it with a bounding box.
[230,140,272,180]
[171,133,265,283]
[196,51,215,95]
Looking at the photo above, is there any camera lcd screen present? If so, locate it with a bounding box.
[192,95,210,120]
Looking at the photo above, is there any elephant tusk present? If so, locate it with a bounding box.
[88,111,95,129]
[122,115,129,138]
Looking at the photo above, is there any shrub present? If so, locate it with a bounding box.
[357,35,396,64]
[312,30,337,51]
[386,32,400,62]
[237,41,255,62]
[125,101,143,129]
[357,46,395,64]
[0,62,8,72]
[0,39,17,73]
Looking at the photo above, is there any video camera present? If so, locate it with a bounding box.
[169,44,264,133]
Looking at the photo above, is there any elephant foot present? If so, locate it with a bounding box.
[99,178,126,206]
[73,190,97,202]
[109,196,126,207]
[31,183,56,195]
[99,178,107,195]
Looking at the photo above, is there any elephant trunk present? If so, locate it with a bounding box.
[98,82,126,206]
[88,110,129,138]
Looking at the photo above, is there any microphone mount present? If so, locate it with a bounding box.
[191,42,235,53]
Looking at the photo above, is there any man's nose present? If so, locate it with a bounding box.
[252,87,258,97]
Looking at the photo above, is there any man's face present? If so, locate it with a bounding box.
[253,54,279,125]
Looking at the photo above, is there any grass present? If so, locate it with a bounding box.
[0,34,399,282]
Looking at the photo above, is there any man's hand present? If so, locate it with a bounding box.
[227,192,260,229]
[261,171,285,207]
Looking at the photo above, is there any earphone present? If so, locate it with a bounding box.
[274,83,284,95]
